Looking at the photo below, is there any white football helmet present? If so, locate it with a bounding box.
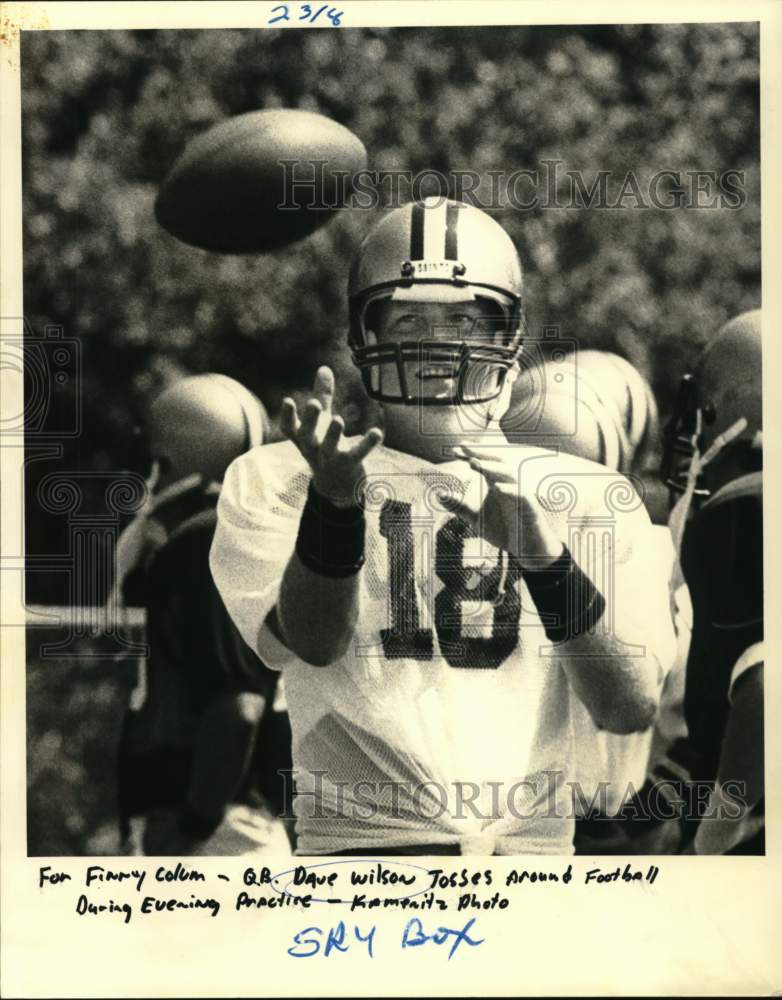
[348,197,525,405]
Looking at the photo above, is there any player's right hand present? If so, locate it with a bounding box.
[440,444,565,568]
[280,366,383,507]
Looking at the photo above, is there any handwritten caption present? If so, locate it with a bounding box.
[39,858,661,956]
[267,4,344,26]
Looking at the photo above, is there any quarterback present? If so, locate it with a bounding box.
[211,198,676,855]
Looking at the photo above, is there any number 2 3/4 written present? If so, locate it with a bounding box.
[268,4,344,24]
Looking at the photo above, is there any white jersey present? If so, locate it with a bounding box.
[571,524,684,817]
[211,441,675,855]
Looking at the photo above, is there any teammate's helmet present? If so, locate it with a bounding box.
[579,352,659,470]
[146,374,267,488]
[697,310,762,454]
[502,350,658,473]
[348,197,524,405]
[662,309,761,501]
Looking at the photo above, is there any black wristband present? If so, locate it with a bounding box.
[295,481,366,578]
[178,803,225,841]
[522,545,605,643]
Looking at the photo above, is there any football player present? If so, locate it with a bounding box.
[662,310,764,854]
[505,350,683,852]
[502,349,659,476]
[116,374,293,857]
[211,198,676,856]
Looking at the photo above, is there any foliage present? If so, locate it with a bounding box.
[21,25,758,586]
[26,636,136,856]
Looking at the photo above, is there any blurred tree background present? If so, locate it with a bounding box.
[22,23,759,603]
[20,23,759,853]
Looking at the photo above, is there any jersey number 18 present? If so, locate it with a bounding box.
[379,499,523,669]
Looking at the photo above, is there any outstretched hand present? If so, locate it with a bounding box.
[440,443,564,568]
[281,366,383,506]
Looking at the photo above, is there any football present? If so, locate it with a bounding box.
[154,109,368,253]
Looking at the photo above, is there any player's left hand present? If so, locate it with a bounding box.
[440,444,565,569]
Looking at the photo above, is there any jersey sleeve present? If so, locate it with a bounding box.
[544,477,676,693]
[729,642,764,702]
[538,456,678,680]
[600,497,678,680]
[210,443,309,671]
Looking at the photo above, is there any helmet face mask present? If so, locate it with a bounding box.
[661,371,752,511]
[661,373,710,505]
[348,198,525,406]
[353,287,522,405]
[662,309,762,514]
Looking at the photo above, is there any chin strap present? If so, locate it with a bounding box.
[484,363,519,432]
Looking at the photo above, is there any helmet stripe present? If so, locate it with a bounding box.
[410,202,425,260]
[445,200,460,259]
[422,199,446,260]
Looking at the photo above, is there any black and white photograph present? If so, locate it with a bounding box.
[1,2,780,996]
